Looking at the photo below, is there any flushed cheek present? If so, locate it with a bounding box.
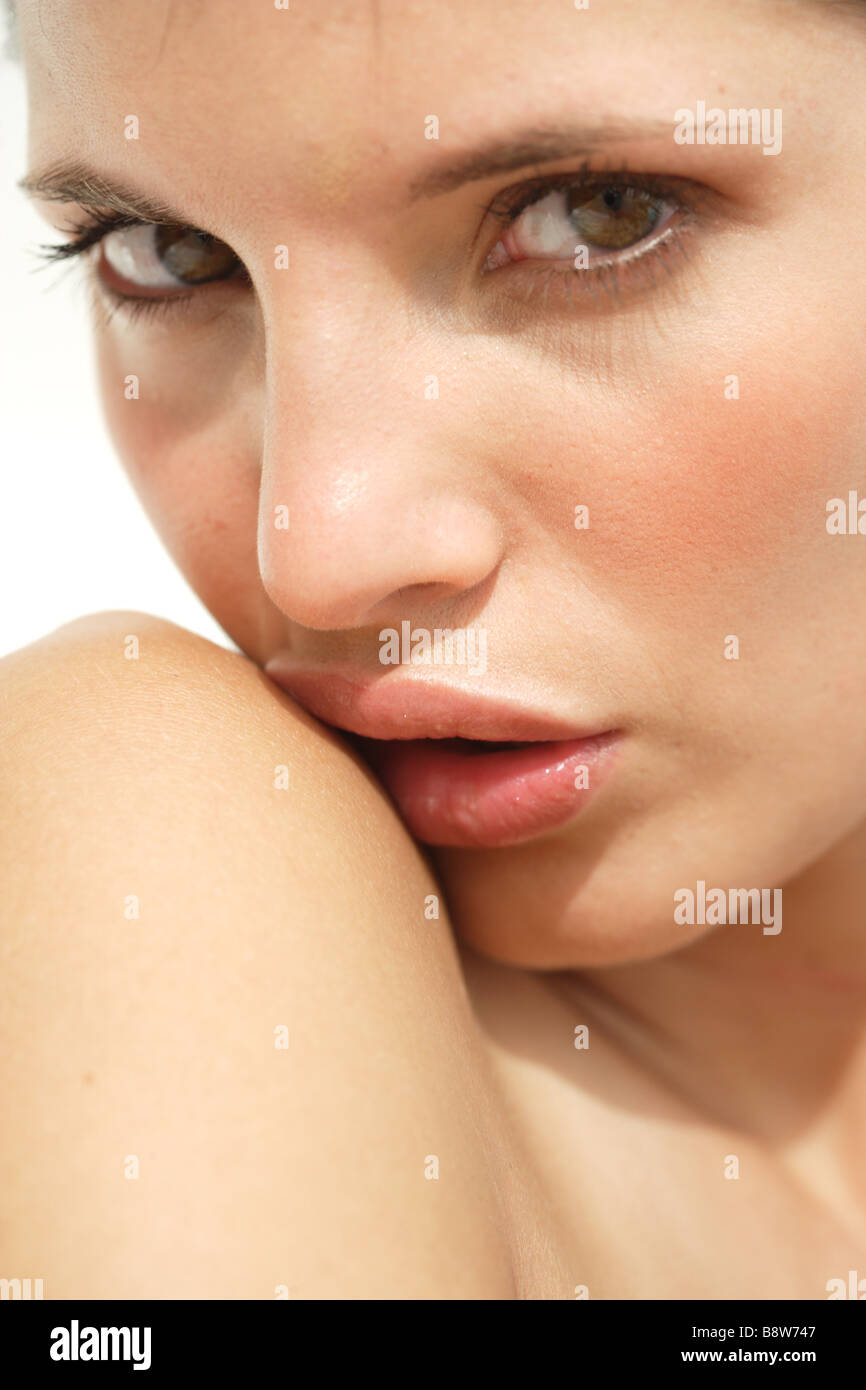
[574,353,865,640]
[478,333,866,784]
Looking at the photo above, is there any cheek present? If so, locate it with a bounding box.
[95,322,278,654]
[627,369,851,568]
[452,347,866,968]
[547,338,866,650]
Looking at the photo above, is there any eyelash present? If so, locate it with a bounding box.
[477,162,702,307]
[34,163,701,324]
[34,210,194,324]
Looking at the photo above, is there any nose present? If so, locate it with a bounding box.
[257,297,503,632]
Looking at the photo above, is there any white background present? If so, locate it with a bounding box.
[0,14,232,658]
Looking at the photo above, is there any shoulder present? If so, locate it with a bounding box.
[1,608,293,747]
[0,608,374,829]
[0,612,521,1298]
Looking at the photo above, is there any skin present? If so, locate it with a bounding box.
[2,0,866,1296]
[0,613,561,1298]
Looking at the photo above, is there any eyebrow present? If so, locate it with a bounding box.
[407,120,676,201]
[20,121,675,225]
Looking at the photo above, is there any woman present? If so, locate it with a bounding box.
[2,0,865,1300]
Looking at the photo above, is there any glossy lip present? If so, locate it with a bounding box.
[264,658,621,849]
[263,660,607,743]
[354,732,619,847]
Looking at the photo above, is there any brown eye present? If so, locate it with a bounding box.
[566,185,662,250]
[484,180,676,272]
[100,222,244,293]
[152,227,240,283]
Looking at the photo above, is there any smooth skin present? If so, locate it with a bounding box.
[3,614,861,1299]
[0,612,566,1299]
[3,0,866,1297]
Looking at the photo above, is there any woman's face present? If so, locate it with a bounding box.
[18,0,866,967]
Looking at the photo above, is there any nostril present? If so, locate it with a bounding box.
[392,580,454,602]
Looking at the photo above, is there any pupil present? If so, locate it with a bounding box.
[566,184,659,250]
[155,226,237,283]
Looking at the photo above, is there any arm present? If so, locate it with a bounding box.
[0,612,516,1298]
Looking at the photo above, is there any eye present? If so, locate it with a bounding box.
[99,224,244,295]
[484,181,677,271]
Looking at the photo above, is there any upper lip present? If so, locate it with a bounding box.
[263,660,610,743]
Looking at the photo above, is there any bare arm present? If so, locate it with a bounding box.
[0,613,518,1298]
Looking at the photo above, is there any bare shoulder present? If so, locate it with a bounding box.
[1,609,296,747]
[0,612,533,1298]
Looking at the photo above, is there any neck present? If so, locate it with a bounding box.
[581,821,866,1144]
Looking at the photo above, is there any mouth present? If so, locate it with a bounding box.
[348,732,618,848]
[263,659,619,849]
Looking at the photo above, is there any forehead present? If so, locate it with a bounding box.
[13,0,843,228]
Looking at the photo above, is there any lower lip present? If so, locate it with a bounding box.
[355,734,619,849]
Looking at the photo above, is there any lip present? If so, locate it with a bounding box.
[264,659,620,848]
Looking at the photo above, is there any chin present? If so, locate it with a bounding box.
[436,848,731,971]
